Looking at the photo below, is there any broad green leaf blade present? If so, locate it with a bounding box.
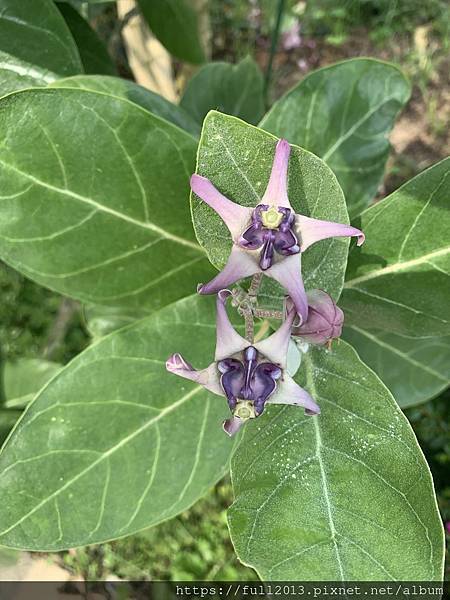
[137,0,205,64]
[260,59,411,216]
[180,57,265,126]
[343,327,449,408]
[0,295,237,550]
[0,88,214,310]
[0,409,21,446]
[229,341,444,580]
[3,358,62,409]
[50,75,200,136]
[342,158,450,338]
[83,304,148,338]
[56,3,117,76]
[192,111,351,306]
[0,0,83,96]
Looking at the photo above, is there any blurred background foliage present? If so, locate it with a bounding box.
[0,0,449,582]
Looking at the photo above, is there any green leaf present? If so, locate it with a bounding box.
[229,341,444,580]
[343,327,449,408]
[83,304,148,338]
[192,111,351,305]
[342,158,450,338]
[0,88,214,310]
[180,57,265,126]
[0,294,237,550]
[260,59,411,216]
[137,0,205,64]
[0,409,21,446]
[56,3,117,76]
[3,358,62,409]
[50,75,200,136]
[0,0,83,96]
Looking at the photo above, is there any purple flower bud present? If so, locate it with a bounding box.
[292,289,344,345]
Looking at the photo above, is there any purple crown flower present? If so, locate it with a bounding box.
[191,139,364,323]
[293,289,344,345]
[166,290,320,436]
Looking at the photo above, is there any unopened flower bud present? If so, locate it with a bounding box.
[292,290,344,345]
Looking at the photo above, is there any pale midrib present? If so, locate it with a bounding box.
[0,160,203,253]
[345,246,449,287]
[347,325,449,383]
[0,386,203,539]
[304,356,345,581]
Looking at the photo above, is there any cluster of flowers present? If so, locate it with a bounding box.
[167,140,364,436]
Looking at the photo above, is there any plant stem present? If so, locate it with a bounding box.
[264,0,286,106]
[239,302,255,343]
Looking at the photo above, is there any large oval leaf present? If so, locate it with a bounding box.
[192,111,351,305]
[260,59,411,216]
[342,158,450,338]
[0,88,213,310]
[51,75,200,136]
[343,327,449,408]
[180,57,265,126]
[0,294,237,550]
[56,3,117,76]
[0,0,82,96]
[228,341,444,580]
[137,0,205,64]
[3,358,62,409]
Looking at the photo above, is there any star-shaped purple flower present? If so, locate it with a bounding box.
[191,139,364,322]
[166,290,320,436]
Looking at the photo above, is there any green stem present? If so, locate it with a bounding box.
[264,0,286,106]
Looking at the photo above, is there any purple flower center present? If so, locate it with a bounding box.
[217,346,282,418]
[239,204,300,270]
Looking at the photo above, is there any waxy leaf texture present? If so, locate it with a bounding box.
[261,59,410,216]
[0,88,213,310]
[51,75,200,136]
[0,0,83,96]
[343,327,449,408]
[137,0,205,65]
[0,295,237,550]
[3,358,62,410]
[56,3,117,76]
[180,57,265,126]
[192,112,351,303]
[342,158,450,338]
[229,342,444,580]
